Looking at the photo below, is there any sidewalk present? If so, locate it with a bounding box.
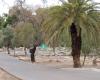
[0,53,100,80]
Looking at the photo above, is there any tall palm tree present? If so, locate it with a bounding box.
[42,0,100,68]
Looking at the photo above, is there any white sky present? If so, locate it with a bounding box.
[0,0,100,16]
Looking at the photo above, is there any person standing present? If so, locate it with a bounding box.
[30,40,40,62]
[30,45,37,62]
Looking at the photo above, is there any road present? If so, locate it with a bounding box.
[0,52,100,80]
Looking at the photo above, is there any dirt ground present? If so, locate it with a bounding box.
[0,68,21,80]
[16,55,100,68]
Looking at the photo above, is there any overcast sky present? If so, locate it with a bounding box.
[0,0,99,16]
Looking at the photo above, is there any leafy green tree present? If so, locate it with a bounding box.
[3,26,14,54]
[0,30,4,48]
[0,16,4,29]
[1,14,18,28]
[42,0,100,67]
[14,22,35,55]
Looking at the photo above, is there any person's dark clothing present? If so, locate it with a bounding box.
[30,46,36,62]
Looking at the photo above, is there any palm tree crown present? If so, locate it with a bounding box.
[42,0,100,43]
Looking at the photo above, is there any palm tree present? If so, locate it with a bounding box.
[42,0,100,68]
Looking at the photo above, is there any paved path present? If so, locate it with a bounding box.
[0,53,100,80]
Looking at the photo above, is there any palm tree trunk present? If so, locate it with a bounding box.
[70,23,81,68]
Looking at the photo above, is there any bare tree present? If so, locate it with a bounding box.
[15,0,25,7]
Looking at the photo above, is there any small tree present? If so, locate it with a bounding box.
[14,22,35,55]
[3,26,14,54]
[0,30,4,48]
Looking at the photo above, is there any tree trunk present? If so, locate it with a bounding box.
[53,46,56,56]
[7,42,10,54]
[24,47,27,56]
[52,39,56,56]
[82,54,87,66]
[7,46,10,54]
[70,23,81,68]
[93,56,97,66]
[14,48,16,56]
